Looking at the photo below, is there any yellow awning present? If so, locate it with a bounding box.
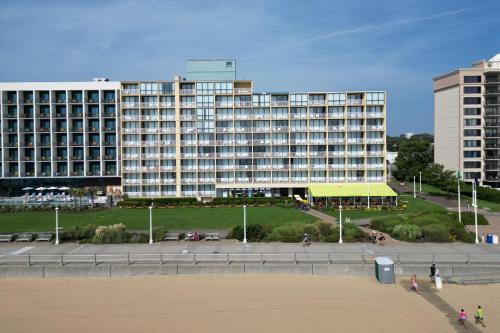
[308,183,397,197]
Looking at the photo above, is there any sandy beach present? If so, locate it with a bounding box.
[0,275,496,333]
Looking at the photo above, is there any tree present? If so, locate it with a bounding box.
[70,188,86,207]
[422,163,456,197]
[86,187,98,207]
[393,137,434,181]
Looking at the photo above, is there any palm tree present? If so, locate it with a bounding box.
[70,188,85,207]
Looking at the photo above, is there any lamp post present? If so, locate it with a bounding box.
[457,171,462,223]
[413,176,416,198]
[55,207,59,245]
[472,182,479,244]
[149,206,153,244]
[338,203,343,244]
[419,171,422,196]
[367,187,370,209]
[243,205,247,244]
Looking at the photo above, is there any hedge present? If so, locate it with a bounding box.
[117,197,291,208]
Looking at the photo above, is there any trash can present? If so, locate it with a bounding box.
[375,257,395,284]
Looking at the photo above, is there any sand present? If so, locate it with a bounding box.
[0,275,496,333]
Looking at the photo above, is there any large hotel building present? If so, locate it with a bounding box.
[1,60,387,198]
[434,54,500,187]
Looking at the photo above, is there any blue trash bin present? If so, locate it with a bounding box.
[486,234,493,244]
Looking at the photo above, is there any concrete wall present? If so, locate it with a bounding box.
[434,86,460,171]
[2,263,500,279]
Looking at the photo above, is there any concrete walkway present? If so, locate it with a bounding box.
[304,208,337,223]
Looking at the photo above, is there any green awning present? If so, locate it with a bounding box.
[308,183,397,197]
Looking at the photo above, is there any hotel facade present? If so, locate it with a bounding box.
[1,60,387,198]
[434,54,500,187]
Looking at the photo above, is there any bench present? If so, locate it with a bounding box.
[36,233,52,242]
[16,233,33,242]
[204,232,220,241]
[0,235,14,242]
[163,233,180,241]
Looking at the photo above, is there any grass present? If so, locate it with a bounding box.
[0,207,316,233]
[421,183,500,212]
[323,195,447,221]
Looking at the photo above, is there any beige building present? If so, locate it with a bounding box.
[434,54,500,186]
[120,62,387,198]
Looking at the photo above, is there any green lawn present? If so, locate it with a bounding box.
[323,195,447,221]
[421,183,500,212]
[0,207,316,233]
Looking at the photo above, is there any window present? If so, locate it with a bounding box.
[290,94,308,106]
[140,83,158,95]
[464,118,481,126]
[464,86,481,94]
[366,92,385,105]
[214,82,232,94]
[196,95,214,107]
[464,97,481,105]
[464,76,481,83]
[226,61,232,68]
[464,161,481,168]
[464,140,481,147]
[327,93,346,106]
[463,129,481,136]
[464,172,481,180]
[464,108,481,115]
[196,82,214,94]
[463,151,481,158]
[252,94,270,106]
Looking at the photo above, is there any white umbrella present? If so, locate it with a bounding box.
[35,187,47,191]
[59,187,70,190]
[22,187,33,191]
[47,186,58,190]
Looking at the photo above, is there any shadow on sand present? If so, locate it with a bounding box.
[398,279,482,332]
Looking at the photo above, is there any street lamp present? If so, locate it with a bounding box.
[472,183,479,244]
[338,203,343,244]
[243,205,247,244]
[419,171,422,195]
[367,187,370,209]
[413,176,416,198]
[55,207,60,245]
[149,206,153,244]
[457,170,462,223]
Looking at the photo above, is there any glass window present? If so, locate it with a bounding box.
[327,93,346,106]
[464,108,481,115]
[463,97,481,105]
[214,82,233,94]
[463,86,481,94]
[464,161,481,168]
[463,129,481,136]
[252,94,270,106]
[366,92,385,105]
[464,118,481,126]
[463,140,481,147]
[290,94,308,106]
[196,82,214,94]
[464,76,481,83]
[463,151,481,158]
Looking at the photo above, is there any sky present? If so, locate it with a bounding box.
[1,0,500,135]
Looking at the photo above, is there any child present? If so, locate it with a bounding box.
[475,305,485,328]
[457,309,467,329]
[410,274,419,294]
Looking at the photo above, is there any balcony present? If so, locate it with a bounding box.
[87,127,99,132]
[346,99,363,106]
[72,171,84,176]
[103,98,116,103]
[6,127,18,132]
[37,127,50,132]
[56,156,67,161]
[122,89,139,95]
[70,112,83,117]
[234,88,251,94]
[270,100,289,107]
[87,112,99,118]
[180,89,195,95]
[39,156,51,161]
[87,171,101,176]
[4,112,17,118]
[234,101,252,107]
[103,155,116,160]
[308,100,325,106]
[55,171,68,176]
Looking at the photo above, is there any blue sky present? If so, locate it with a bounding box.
[1,0,500,135]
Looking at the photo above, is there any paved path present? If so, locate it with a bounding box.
[1,241,498,256]
[304,208,337,223]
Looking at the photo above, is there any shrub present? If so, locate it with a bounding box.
[227,224,273,241]
[314,221,334,237]
[153,227,169,242]
[391,224,422,241]
[343,222,364,242]
[92,223,129,244]
[303,223,320,241]
[458,212,489,225]
[421,224,450,242]
[264,223,304,242]
[370,217,401,234]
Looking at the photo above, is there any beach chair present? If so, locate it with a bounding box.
[163,233,180,241]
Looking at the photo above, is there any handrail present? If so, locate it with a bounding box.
[0,253,499,266]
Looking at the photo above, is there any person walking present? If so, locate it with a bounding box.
[457,309,468,329]
[410,274,420,294]
[378,233,385,246]
[474,305,485,328]
[430,263,436,282]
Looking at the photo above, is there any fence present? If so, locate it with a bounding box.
[1,253,499,267]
